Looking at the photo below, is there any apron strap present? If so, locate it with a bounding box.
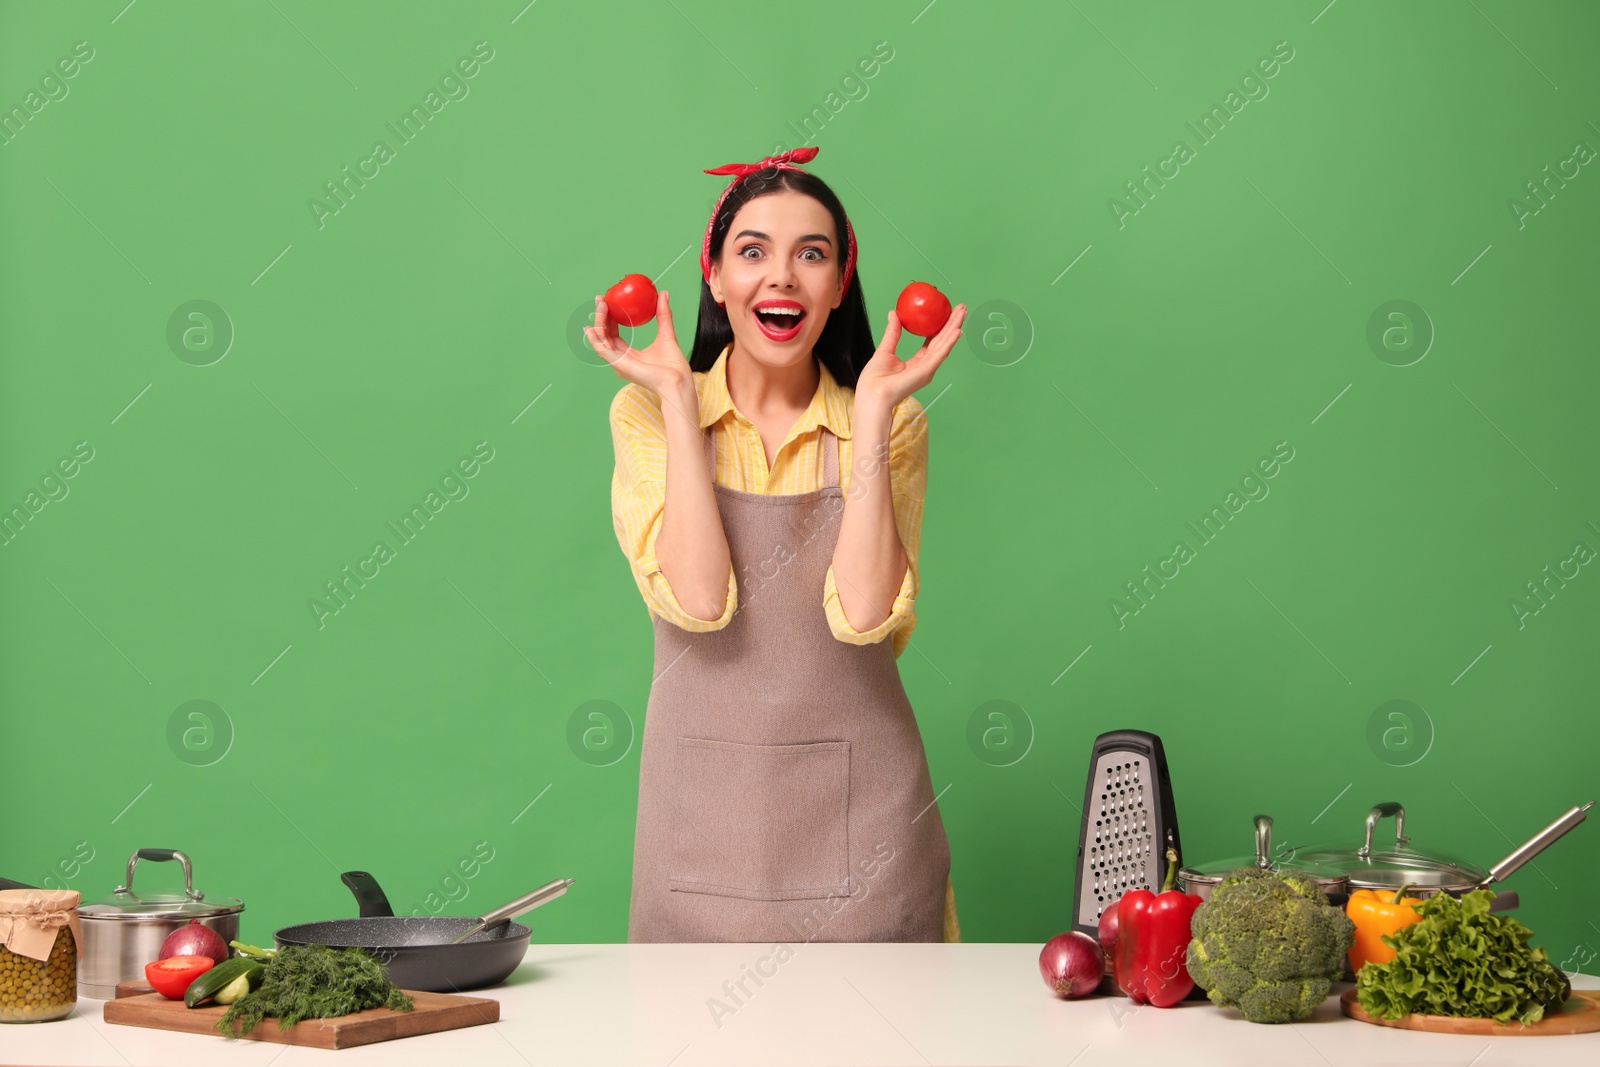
[821,428,839,489]
[702,424,717,482]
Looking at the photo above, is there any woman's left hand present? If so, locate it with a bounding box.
[854,303,967,412]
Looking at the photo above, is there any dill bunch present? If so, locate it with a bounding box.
[216,944,413,1036]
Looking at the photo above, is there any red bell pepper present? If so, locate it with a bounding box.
[1113,847,1203,1007]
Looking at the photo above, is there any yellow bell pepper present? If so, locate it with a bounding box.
[1345,883,1424,973]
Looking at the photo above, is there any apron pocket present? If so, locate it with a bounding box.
[668,736,851,901]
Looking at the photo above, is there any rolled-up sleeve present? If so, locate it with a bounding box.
[610,386,737,631]
[822,394,926,659]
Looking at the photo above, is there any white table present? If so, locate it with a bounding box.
[8,943,1597,1066]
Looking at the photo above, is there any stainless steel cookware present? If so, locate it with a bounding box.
[77,848,243,999]
[1178,814,1350,903]
[1293,800,1591,899]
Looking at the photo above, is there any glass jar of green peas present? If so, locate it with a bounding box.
[0,889,81,1022]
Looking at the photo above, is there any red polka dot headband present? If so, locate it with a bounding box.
[700,146,857,307]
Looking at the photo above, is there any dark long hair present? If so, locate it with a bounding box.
[689,165,875,388]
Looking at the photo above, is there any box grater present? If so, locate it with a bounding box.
[1071,729,1183,937]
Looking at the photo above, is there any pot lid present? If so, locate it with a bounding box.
[79,848,244,921]
[1295,845,1485,889]
[1294,802,1488,890]
[79,893,244,920]
[1179,815,1348,886]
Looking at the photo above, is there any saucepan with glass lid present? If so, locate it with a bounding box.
[1180,800,1591,910]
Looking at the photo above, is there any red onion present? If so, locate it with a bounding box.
[159,919,230,967]
[1039,931,1105,999]
[1097,903,1120,955]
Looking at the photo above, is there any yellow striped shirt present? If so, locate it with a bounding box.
[609,342,924,659]
[608,341,957,942]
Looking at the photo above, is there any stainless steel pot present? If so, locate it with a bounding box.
[1293,800,1592,900]
[77,848,243,999]
[1178,814,1350,902]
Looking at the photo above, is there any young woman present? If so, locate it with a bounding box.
[591,147,966,943]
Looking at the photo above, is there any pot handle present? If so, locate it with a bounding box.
[1358,803,1410,858]
[1478,802,1593,887]
[1254,815,1274,868]
[1489,890,1520,912]
[116,848,204,901]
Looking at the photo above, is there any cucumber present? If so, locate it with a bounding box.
[213,970,254,1005]
[185,957,264,1008]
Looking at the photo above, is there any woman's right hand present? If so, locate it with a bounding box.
[585,288,693,398]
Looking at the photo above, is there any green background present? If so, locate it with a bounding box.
[2,0,1596,971]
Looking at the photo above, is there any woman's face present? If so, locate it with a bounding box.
[710,190,844,371]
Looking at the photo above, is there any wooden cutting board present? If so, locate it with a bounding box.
[104,988,499,1050]
[1340,988,1600,1036]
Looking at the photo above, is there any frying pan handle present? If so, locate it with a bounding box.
[1479,802,1593,887]
[341,871,396,918]
[1358,803,1409,858]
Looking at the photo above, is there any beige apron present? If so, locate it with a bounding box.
[627,424,950,943]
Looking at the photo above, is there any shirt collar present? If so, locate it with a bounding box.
[698,342,853,440]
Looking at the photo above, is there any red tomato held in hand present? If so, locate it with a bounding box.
[605,274,658,328]
[895,281,952,337]
[145,955,214,1000]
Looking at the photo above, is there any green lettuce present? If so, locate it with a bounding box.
[1354,888,1570,1025]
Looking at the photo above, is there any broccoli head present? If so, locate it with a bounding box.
[1185,866,1355,1024]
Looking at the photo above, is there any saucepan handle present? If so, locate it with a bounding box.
[1488,890,1519,912]
[1479,802,1592,887]
[1253,815,1273,869]
[117,848,203,901]
[1358,803,1408,859]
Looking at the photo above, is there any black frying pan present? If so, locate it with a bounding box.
[273,871,570,992]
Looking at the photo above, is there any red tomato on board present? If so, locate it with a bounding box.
[895,281,952,337]
[145,955,214,1000]
[605,274,658,327]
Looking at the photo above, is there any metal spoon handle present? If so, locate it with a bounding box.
[448,879,574,944]
[1480,802,1592,887]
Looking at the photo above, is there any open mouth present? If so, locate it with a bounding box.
[753,305,806,342]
